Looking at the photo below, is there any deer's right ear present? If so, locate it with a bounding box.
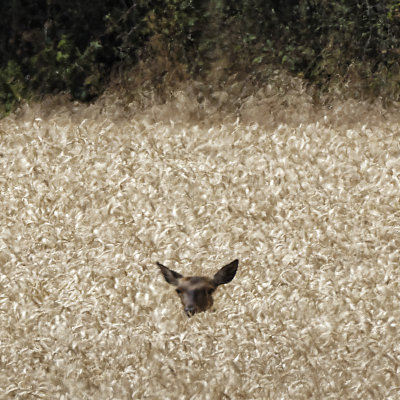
[157,262,183,286]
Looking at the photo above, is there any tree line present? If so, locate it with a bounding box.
[1,0,400,115]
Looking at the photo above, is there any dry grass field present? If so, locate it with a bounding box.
[1,74,400,399]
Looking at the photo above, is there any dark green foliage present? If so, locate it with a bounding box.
[0,60,25,114]
[0,0,151,113]
[1,0,400,115]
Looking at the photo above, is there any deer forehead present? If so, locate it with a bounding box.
[178,276,215,290]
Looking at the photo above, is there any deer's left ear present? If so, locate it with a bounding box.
[213,259,239,286]
[157,262,183,286]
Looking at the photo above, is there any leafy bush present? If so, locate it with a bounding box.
[1,0,400,114]
[0,60,25,116]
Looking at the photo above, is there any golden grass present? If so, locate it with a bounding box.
[1,75,400,399]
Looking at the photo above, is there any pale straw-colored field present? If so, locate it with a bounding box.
[1,73,400,399]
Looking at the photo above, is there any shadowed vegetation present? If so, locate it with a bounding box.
[1,0,400,115]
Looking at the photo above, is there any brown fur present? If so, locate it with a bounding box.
[157,260,239,317]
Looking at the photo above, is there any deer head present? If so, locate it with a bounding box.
[157,259,239,317]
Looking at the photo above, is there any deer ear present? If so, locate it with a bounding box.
[157,262,183,286]
[213,259,238,286]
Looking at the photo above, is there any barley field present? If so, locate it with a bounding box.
[1,74,400,399]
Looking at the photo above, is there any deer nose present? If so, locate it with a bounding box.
[184,306,196,317]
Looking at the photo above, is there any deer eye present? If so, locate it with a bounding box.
[176,288,183,294]
[207,288,214,295]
